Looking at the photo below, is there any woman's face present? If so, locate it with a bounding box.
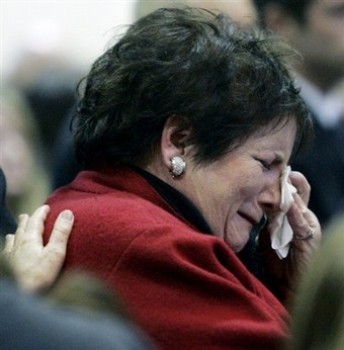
[183,119,297,252]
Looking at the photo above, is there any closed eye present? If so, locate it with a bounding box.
[255,158,271,171]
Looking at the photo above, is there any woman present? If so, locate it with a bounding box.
[44,7,321,350]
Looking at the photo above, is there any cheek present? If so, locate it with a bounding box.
[223,212,252,252]
[221,179,262,251]
[217,177,259,229]
[310,20,344,51]
[319,27,342,47]
[200,182,239,238]
[236,172,263,197]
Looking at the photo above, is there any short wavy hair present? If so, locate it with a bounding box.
[74,7,312,168]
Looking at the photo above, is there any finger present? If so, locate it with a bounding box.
[288,195,321,241]
[287,200,309,237]
[46,209,74,254]
[13,214,30,245]
[292,194,319,228]
[3,234,15,254]
[293,193,308,215]
[289,171,310,205]
[22,205,50,244]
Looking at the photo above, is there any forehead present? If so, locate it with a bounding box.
[253,118,297,139]
[239,119,296,153]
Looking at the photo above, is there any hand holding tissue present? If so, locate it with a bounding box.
[269,166,297,259]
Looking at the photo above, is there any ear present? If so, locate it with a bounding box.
[264,3,300,41]
[160,115,191,169]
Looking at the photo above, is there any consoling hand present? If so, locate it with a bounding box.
[2,205,74,293]
[260,171,322,299]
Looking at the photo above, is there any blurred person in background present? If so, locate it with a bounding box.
[0,88,51,218]
[286,214,344,350]
[0,169,17,238]
[8,53,81,179]
[252,0,344,228]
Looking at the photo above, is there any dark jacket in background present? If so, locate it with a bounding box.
[0,278,153,350]
[291,117,344,228]
[0,168,17,238]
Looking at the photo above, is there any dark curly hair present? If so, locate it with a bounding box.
[74,7,312,169]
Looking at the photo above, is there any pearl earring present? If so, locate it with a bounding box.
[170,156,186,178]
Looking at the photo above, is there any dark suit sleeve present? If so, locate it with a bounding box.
[0,278,154,350]
[0,169,17,238]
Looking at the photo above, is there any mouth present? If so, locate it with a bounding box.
[238,211,260,226]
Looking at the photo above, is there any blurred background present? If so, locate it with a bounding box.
[2,1,136,82]
[1,1,136,216]
[2,1,255,82]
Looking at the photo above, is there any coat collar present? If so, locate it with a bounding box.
[71,165,212,234]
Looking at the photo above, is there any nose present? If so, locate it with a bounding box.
[258,175,281,215]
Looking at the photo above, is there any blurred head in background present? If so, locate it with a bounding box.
[0,88,51,217]
[253,0,344,92]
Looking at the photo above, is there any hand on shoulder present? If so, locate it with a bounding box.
[2,205,74,293]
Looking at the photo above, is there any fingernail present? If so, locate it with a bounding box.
[18,214,26,222]
[40,205,50,214]
[18,213,30,224]
[5,233,14,241]
[61,209,74,221]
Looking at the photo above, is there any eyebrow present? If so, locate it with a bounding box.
[272,153,284,165]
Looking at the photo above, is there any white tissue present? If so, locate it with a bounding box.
[269,166,297,259]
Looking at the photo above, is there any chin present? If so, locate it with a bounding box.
[225,216,254,250]
[230,242,247,253]
[225,233,250,253]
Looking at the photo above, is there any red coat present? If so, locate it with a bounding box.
[44,167,289,350]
